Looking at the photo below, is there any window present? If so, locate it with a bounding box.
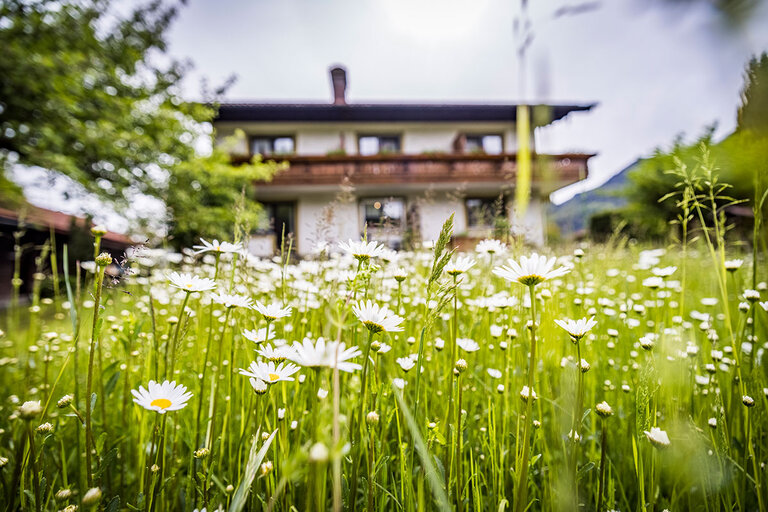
[250,136,295,156]
[360,198,404,227]
[358,135,401,156]
[466,197,506,228]
[464,134,503,155]
[260,202,296,249]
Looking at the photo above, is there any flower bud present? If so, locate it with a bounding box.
[90,225,107,237]
[36,422,54,435]
[743,395,755,408]
[259,461,274,476]
[595,401,613,418]
[55,488,73,501]
[194,447,210,459]
[82,487,102,507]
[57,394,73,408]
[454,359,467,374]
[366,411,379,426]
[309,442,329,463]
[95,252,112,267]
[19,400,42,420]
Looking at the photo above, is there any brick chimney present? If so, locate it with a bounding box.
[330,66,347,105]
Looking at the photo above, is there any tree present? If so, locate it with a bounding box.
[737,52,768,134]
[0,0,205,208]
[0,0,279,244]
[166,135,286,248]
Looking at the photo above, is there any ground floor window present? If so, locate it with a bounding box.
[261,201,296,249]
[465,196,507,228]
[360,197,405,249]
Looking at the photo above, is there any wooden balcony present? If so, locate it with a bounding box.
[251,152,592,189]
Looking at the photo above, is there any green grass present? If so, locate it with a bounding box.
[0,230,766,512]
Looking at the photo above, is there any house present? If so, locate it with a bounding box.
[213,66,595,256]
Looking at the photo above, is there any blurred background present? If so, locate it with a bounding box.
[2,0,768,299]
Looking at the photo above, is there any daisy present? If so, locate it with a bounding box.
[192,238,243,255]
[338,240,386,262]
[167,272,216,293]
[253,301,293,321]
[445,256,476,276]
[242,328,276,345]
[287,338,363,373]
[240,361,300,384]
[476,239,507,255]
[724,259,743,271]
[211,292,253,309]
[392,267,408,282]
[257,344,296,362]
[456,338,480,353]
[554,316,597,341]
[652,266,677,277]
[487,368,502,379]
[352,300,404,334]
[396,356,417,372]
[493,253,570,287]
[644,427,670,448]
[131,380,193,414]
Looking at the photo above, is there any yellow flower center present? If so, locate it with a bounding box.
[185,284,193,289]
[150,398,172,409]
[269,373,280,382]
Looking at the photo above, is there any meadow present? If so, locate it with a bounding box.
[1,214,766,512]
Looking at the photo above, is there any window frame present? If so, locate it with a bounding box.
[463,133,504,155]
[357,134,402,156]
[249,135,296,157]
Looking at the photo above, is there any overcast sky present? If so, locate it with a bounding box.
[161,0,768,203]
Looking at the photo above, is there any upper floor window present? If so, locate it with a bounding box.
[250,135,295,156]
[358,135,401,156]
[464,134,503,155]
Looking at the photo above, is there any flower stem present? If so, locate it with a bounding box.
[84,262,106,487]
[514,284,537,512]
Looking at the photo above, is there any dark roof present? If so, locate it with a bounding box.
[214,103,595,124]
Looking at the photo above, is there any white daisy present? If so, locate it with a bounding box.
[554,316,597,341]
[456,338,480,353]
[724,259,743,271]
[242,328,276,345]
[445,256,476,276]
[396,356,417,372]
[240,361,300,384]
[192,238,243,255]
[493,253,570,286]
[487,368,502,379]
[476,239,507,255]
[211,292,253,309]
[167,272,216,293]
[352,300,404,334]
[253,301,293,321]
[338,240,386,262]
[652,266,677,277]
[644,427,671,448]
[287,338,363,373]
[131,380,193,414]
[256,344,296,362]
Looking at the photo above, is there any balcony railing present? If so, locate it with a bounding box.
[246,152,592,187]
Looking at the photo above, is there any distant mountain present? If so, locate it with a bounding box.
[549,159,640,235]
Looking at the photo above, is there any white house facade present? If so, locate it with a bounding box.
[214,67,595,256]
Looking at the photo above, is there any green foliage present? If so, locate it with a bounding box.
[165,136,285,247]
[738,52,768,134]
[0,0,209,209]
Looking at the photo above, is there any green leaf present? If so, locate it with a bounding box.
[393,387,451,511]
[228,429,278,512]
